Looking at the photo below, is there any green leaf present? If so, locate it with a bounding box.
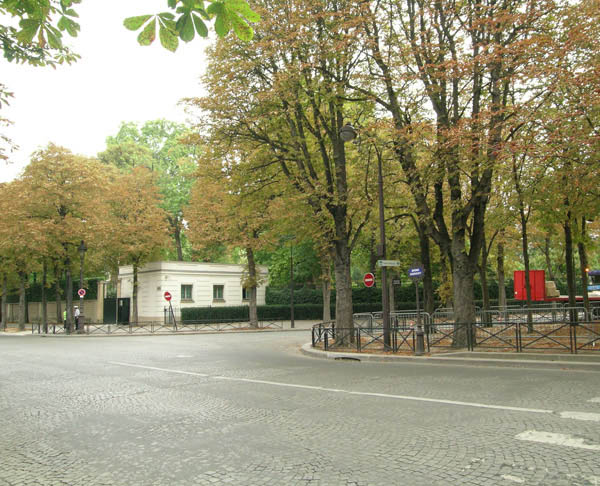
[57,16,80,37]
[45,27,62,49]
[16,19,40,45]
[168,0,177,8]
[176,13,195,42]
[214,11,230,37]
[225,0,260,22]
[159,12,176,21]
[192,13,208,37]
[206,2,223,16]
[123,15,152,31]
[159,23,179,52]
[137,18,157,46]
[229,13,252,41]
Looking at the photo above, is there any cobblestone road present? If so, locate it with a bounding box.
[1,332,599,485]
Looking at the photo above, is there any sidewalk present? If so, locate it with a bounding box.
[300,343,600,371]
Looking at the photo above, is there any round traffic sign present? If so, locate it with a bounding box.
[363,273,375,288]
[164,291,172,301]
[77,288,86,297]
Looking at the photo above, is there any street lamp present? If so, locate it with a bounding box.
[290,243,295,329]
[78,240,87,333]
[339,123,391,348]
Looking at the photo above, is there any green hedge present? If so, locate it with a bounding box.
[266,280,517,306]
[5,279,100,304]
[181,297,530,322]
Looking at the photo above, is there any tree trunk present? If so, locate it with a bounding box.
[388,276,395,313]
[132,261,139,324]
[577,217,590,318]
[543,235,555,282]
[333,236,353,345]
[1,275,7,330]
[42,262,48,333]
[479,235,490,326]
[174,218,184,261]
[368,235,377,283]
[321,256,332,321]
[418,221,434,315]
[18,272,27,331]
[563,211,577,321]
[519,207,533,330]
[65,262,73,333]
[246,247,258,328]
[497,234,506,310]
[451,244,475,347]
[55,265,62,328]
[440,252,452,309]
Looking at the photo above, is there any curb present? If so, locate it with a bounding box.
[300,343,600,371]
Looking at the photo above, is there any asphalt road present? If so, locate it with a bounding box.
[1,331,599,486]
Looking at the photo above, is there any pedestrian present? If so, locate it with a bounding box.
[63,309,67,330]
[74,306,80,331]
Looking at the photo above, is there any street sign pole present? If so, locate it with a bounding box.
[408,264,425,356]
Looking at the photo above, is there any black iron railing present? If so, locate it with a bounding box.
[32,319,285,335]
[312,320,600,354]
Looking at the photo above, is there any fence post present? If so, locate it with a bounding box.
[312,327,316,347]
[571,322,577,354]
[356,328,361,352]
[324,331,329,351]
[516,322,522,352]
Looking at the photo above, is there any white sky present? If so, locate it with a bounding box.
[1,0,210,182]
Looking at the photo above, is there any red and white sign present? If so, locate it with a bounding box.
[77,288,86,297]
[164,291,172,301]
[363,273,375,288]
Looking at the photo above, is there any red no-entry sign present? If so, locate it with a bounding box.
[363,273,375,288]
[77,288,86,297]
[164,291,172,301]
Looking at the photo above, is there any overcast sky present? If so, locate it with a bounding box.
[1,0,209,182]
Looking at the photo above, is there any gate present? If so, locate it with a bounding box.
[103,298,130,324]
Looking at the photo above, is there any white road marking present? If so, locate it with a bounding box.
[560,411,600,422]
[516,431,600,451]
[501,474,525,483]
[589,397,600,403]
[109,361,554,414]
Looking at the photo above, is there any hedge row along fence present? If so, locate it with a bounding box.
[266,281,519,306]
[180,299,520,322]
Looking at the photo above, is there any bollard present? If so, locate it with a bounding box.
[415,325,425,356]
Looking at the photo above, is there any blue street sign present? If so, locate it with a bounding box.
[408,267,424,278]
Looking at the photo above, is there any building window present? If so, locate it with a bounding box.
[213,285,224,300]
[242,287,249,301]
[181,284,193,301]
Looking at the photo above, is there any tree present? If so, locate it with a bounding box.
[104,166,169,324]
[186,144,275,327]
[17,144,109,333]
[189,0,374,341]
[99,120,197,261]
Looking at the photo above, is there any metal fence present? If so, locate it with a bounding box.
[313,320,600,354]
[32,318,284,335]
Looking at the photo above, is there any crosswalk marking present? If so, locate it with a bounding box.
[560,411,600,422]
[516,431,600,451]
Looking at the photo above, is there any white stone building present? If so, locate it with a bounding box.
[118,261,268,322]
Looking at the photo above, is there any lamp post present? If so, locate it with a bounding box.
[290,243,295,329]
[340,124,391,348]
[78,240,87,333]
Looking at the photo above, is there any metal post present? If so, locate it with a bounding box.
[78,240,86,334]
[377,153,390,349]
[290,244,295,329]
[415,279,425,355]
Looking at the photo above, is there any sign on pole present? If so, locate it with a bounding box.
[164,291,172,301]
[377,260,401,267]
[363,273,375,288]
[408,266,424,279]
[77,288,86,298]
